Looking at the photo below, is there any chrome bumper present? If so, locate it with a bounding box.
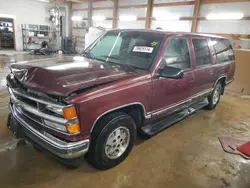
[9,103,89,159]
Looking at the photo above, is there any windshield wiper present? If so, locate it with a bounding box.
[99,56,139,72]
[81,51,95,59]
[81,52,108,63]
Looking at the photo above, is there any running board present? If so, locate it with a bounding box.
[140,99,209,137]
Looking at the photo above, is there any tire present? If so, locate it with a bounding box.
[87,112,137,170]
[206,82,222,110]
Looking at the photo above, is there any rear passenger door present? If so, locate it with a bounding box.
[191,38,215,97]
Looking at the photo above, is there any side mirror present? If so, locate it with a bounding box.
[158,66,184,79]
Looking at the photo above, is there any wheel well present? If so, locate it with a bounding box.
[92,104,145,133]
[217,77,226,95]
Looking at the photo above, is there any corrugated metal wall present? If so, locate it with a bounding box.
[71,0,250,49]
[72,2,88,52]
[198,2,250,34]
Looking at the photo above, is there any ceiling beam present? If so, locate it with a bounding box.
[153,1,195,7]
[88,0,92,27]
[119,4,147,8]
[68,2,72,37]
[145,0,153,29]
[201,0,250,4]
[93,6,113,10]
[72,8,88,11]
[68,0,83,3]
[191,0,201,32]
[49,0,70,5]
[112,0,118,28]
[198,16,250,20]
[202,33,250,39]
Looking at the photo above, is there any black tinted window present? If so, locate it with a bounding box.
[192,38,210,67]
[163,38,191,70]
[211,38,234,63]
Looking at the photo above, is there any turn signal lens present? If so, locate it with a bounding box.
[67,123,80,134]
[63,106,77,120]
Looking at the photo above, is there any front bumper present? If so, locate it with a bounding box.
[8,103,89,159]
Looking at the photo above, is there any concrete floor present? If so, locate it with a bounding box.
[0,54,250,188]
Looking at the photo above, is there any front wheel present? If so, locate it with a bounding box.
[87,112,136,170]
[206,82,222,110]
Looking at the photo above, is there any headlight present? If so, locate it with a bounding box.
[46,105,63,115]
[45,105,80,134]
[44,120,67,132]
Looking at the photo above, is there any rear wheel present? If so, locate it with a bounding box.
[206,82,222,110]
[87,112,136,170]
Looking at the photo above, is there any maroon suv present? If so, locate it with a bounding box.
[6,29,235,169]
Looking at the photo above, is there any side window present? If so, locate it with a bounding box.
[192,38,211,67]
[211,38,234,63]
[163,38,191,70]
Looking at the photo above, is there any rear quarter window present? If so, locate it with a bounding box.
[192,38,211,67]
[211,38,234,64]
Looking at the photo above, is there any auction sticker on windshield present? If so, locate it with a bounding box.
[133,46,154,53]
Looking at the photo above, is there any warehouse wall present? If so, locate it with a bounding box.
[93,1,113,28]
[198,2,250,34]
[71,0,250,49]
[118,0,147,29]
[72,2,89,53]
[0,0,69,51]
[227,49,250,95]
[151,3,193,31]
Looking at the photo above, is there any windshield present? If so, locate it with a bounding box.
[84,30,164,71]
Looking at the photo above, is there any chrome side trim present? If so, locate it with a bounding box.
[151,99,191,116]
[10,104,89,159]
[191,88,213,99]
[145,114,152,119]
[90,102,147,132]
[91,88,213,132]
[148,88,213,117]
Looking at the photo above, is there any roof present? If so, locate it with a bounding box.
[108,29,226,39]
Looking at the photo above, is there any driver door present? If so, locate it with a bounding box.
[151,36,195,119]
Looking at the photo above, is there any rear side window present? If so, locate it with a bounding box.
[192,38,211,67]
[163,38,191,70]
[211,38,234,63]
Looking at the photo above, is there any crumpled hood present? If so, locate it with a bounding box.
[10,56,136,96]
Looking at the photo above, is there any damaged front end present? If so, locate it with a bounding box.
[6,73,89,159]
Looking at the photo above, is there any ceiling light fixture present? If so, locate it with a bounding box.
[0,14,16,19]
[206,13,244,20]
[92,16,106,21]
[71,16,83,21]
[119,15,137,21]
[37,0,50,2]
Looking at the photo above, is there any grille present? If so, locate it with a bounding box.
[22,109,43,124]
[17,95,38,108]
[7,74,69,135]
[15,107,44,132]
